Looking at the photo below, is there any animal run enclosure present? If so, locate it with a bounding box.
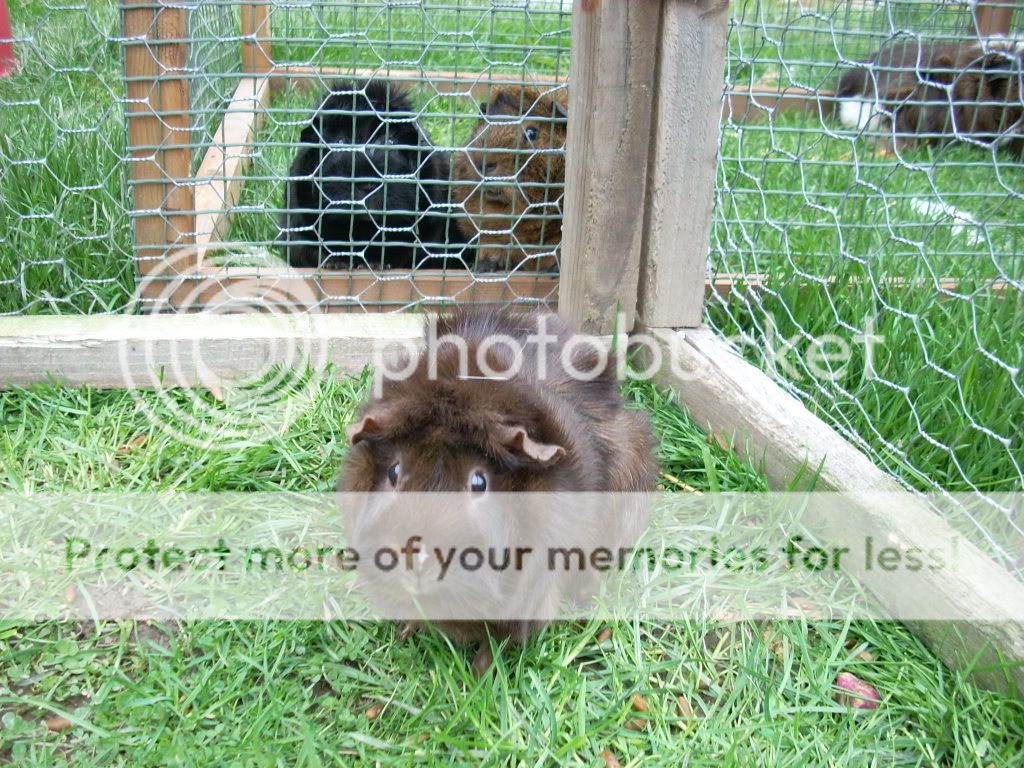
[2,0,1024,694]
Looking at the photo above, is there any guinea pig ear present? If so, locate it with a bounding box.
[347,413,386,445]
[497,425,565,466]
[478,100,489,115]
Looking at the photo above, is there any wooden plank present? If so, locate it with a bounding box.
[725,86,835,123]
[558,0,662,334]
[139,256,1011,312]
[975,0,1018,36]
[276,65,831,122]
[638,325,1024,696]
[123,0,194,276]
[241,1,273,74]
[154,2,194,250]
[137,262,559,312]
[193,77,271,263]
[0,314,424,389]
[270,65,567,100]
[637,0,729,329]
[124,0,166,275]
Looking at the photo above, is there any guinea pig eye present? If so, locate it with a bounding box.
[524,126,539,142]
[387,462,400,487]
[470,471,487,494]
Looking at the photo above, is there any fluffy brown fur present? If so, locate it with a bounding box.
[340,307,657,673]
[451,86,569,272]
[836,39,1024,153]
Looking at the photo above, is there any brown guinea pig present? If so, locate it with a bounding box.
[836,39,1024,153]
[452,86,569,272]
[340,307,657,674]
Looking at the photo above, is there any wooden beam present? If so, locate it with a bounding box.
[193,77,271,264]
[637,0,729,329]
[559,0,662,334]
[638,325,1024,696]
[241,1,273,74]
[137,262,559,312]
[270,65,567,101]
[137,256,1010,312]
[725,85,835,123]
[975,0,1018,37]
[123,0,195,275]
[0,314,424,389]
[274,65,829,123]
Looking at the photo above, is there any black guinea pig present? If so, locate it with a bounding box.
[339,307,658,674]
[279,80,463,269]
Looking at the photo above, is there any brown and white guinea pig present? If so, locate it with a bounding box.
[339,307,657,674]
[279,80,463,270]
[452,86,569,272]
[836,39,1024,152]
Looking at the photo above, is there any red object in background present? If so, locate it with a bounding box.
[0,0,17,77]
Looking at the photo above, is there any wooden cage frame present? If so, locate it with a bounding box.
[121,0,851,314]
[1,0,1022,696]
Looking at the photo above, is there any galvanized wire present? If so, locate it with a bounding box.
[709,0,1024,567]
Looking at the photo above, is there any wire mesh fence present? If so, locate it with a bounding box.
[0,0,571,315]
[132,0,571,312]
[708,0,1024,567]
[0,0,1021,565]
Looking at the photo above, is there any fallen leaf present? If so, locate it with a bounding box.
[63,584,78,604]
[630,694,650,713]
[417,733,430,743]
[705,431,732,452]
[761,629,786,661]
[624,716,649,731]
[835,672,881,709]
[856,650,875,663]
[790,596,822,618]
[45,716,72,732]
[677,695,694,718]
[118,434,148,453]
[596,627,613,644]
[600,750,623,768]
[365,704,383,721]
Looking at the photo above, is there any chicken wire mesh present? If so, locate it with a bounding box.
[708,0,1024,568]
[0,0,571,316]
[135,0,571,312]
[0,0,1021,565]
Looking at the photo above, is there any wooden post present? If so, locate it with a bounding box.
[974,0,1018,37]
[242,1,273,75]
[559,0,662,335]
[123,0,195,275]
[636,0,729,329]
[192,77,271,261]
[637,327,1024,696]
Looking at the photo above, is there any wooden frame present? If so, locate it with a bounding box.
[3,313,1023,697]
[631,326,1024,696]
[122,0,843,318]
[975,0,1018,36]
[81,1,1024,695]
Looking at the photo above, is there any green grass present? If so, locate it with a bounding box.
[2,376,1024,765]
[2,3,1024,761]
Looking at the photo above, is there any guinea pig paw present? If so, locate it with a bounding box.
[471,644,495,678]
